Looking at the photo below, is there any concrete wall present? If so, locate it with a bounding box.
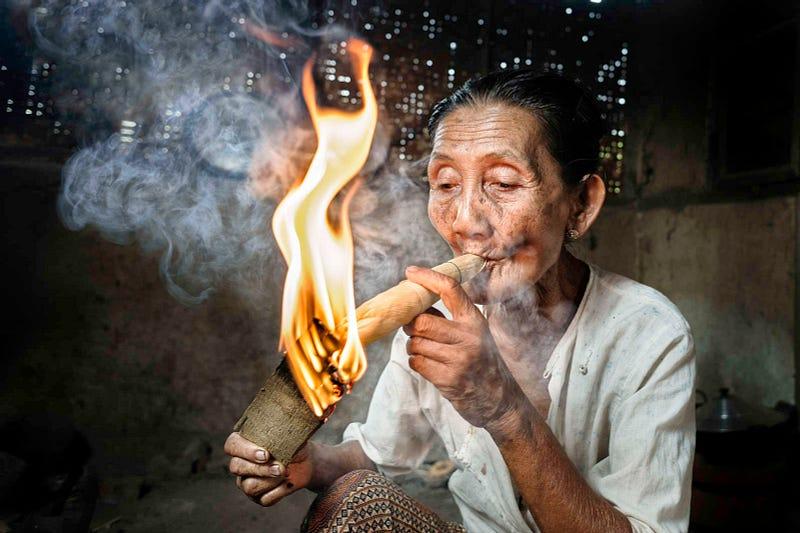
[584,1,797,408]
[588,200,795,408]
[1,159,261,467]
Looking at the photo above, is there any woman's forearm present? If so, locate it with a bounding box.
[487,398,632,533]
[306,440,376,491]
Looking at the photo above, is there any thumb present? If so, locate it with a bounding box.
[405,265,479,321]
[224,432,270,463]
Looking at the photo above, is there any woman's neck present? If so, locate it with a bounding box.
[487,251,589,345]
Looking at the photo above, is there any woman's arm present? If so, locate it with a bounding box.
[486,398,631,533]
[403,266,631,533]
[488,324,695,533]
[306,439,376,491]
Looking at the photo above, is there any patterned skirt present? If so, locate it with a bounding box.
[301,469,466,533]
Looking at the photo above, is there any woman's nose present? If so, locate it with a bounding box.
[451,193,492,241]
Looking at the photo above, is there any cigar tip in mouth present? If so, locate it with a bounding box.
[447,253,487,283]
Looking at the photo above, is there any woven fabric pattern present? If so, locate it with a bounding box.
[302,470,465,533]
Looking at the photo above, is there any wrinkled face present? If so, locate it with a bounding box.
[427,102,575,305]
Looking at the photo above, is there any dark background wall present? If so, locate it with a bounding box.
[585,0,798,409]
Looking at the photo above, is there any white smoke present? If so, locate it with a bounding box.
[22,0,448,307]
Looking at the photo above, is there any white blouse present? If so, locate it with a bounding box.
[343,263,696,533]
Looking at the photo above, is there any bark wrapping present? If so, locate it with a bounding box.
[234,358,322,465]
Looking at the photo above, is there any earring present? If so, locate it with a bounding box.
[566,228,580,241]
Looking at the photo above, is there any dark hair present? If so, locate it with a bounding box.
[427,69,606,187]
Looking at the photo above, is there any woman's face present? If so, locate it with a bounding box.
[427,102,576,305]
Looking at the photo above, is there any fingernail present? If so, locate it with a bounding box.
[269,465,282,476]
[406,265,419,273]
[255,450,266,462]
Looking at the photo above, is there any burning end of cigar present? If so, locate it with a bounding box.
[296,318,351,410]
[270,37,375,419]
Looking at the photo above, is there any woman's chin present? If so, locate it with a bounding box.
[466,268,519,306]
[466,258,542,306]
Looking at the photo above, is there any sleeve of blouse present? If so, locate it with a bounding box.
[341,330,437,478]
[587,325,696,533]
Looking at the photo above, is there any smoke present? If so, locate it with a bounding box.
[23,0,447,306]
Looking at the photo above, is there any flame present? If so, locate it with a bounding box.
[271,39,377,417]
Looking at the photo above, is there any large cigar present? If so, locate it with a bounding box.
[234,254,485,465]
[341,253,485,345]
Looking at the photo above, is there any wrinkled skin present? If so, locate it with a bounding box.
[404,102,604,427]
[224,433,308,506]
[403,271,520,429]
[425,103,581,306]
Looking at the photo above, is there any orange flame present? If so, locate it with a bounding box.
[271,39,377,417]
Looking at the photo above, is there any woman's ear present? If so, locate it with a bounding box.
[569,174,606,237]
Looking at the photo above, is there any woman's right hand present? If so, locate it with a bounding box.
[224,432,314,506]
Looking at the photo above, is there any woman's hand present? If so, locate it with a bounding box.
[224,432,314,506]
[402,265,524,431]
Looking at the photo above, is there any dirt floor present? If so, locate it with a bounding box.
[89,442,461,532]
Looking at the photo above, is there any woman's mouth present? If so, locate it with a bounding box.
[478,255,508,273]
[457,248,512,274]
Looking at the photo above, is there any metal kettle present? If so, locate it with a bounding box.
[696,388,788,433]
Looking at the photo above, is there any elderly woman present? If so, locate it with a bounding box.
[225,70,695,533]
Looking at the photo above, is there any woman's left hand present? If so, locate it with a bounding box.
[402,265,522,430]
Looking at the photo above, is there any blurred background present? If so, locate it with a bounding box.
[1,0,798,531]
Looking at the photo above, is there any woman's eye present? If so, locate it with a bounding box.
[486,166,523,191]
[435,182,457,191]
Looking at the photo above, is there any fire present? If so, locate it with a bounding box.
[271,39,377,418]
